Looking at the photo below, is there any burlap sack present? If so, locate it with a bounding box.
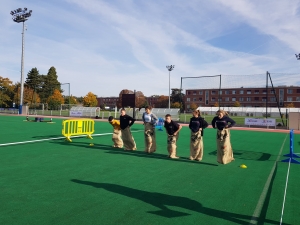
[190,131,203,161]
[122,127,136,150]
[112,129,123,148]
[167,133,179,158]
[216,129,234,164]
[144,123,156,153]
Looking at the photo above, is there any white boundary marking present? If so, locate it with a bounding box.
[249,133,288,225]
[279,158,291,225]
[0,130,143,147]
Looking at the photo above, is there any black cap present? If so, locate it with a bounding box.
[108,116,113,122]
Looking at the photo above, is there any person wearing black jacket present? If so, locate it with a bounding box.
[120,108,137,150]
[188,109,208,161]
[211,109,236,164]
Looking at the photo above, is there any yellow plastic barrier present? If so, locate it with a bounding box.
[62,119,95,142]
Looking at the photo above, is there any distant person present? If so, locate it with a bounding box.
[120,109,137,150]
[164,114,182,159]
[188,109,208,161]
[211,110,236,164]
[142,106,158,153]
[108,116,123,148]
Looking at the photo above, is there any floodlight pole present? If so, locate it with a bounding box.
[11,7,32,114]
[166,65,175,109]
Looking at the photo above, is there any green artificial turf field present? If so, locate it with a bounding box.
[0,115,299,225]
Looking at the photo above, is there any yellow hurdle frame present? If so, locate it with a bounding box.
[62,119,95,142]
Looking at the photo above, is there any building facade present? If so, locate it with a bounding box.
[97,96,160,109]
[184,86,300,110]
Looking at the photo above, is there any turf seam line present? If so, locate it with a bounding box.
[0,131,142,147]
[249,133,288,225]
[279,158,291,225]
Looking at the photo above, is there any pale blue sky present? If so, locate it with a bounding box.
[1,0,300,97]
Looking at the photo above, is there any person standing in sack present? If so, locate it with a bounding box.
[189,109,208,161]
[120,108,137,151]
[164,114,182,159]
[211,109,236,164]
[142,106,158,153]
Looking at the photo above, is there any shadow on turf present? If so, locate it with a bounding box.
[208,150,272,161]
[71,179,284,224]
[53,141,218,166]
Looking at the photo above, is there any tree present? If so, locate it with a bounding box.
[214,102,219,107]
[0,76,14,108]
[171,88,185,111]
[171,102,181,108]
[64,95,77,105]
[83,92,98,107]
[117,89,133,108]
[40,67,61,103]
[155,95,168,108]
[47,89,64,110]
[284,102,295,108]
[190,103,198,111]
[135,91,147,108]
[25,68,43,106]
[233,101,241,107]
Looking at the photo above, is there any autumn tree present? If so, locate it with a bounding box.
[64,95,77,105]
[83,92,98,107]
[190,103,198,111]
[155,95,168,108]
[47,89,64,110]
[0,76,17,108]
[284,102,295,108]
[233,101,241,107]
[171,102,181,108]
[214,102,219,107]
[135,91,147,108]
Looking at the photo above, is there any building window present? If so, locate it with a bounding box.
[193,98,197,101]
[296,97,300,101]
[232,90,236,94]
[211,91,216,95]
[225,97,229,101]
[199,97,203,101]
[187,104,190,109]
[225,90,229,94]
[218,98,222,102]
[270,90,276,94]
[199,91,203,95]
[187,98,190,102]
[287,89,293,94]
[232,97,236,102]
[193,91,196,95]
[287,97,292,101]
[254,90,259,94]
[262,97,266,102]
[240,90,244,94]
[211,97,216,102]
[239,97,244,101]
[254,97,259,101]
[297,89,300,93]
[247,97,251,101]
[270,97,276,102]
[219,90,222,94]
[247,90,251,94]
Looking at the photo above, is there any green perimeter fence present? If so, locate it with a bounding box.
[0,108,288,129]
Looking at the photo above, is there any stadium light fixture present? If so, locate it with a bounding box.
[295,53,300,60]
[166,65,175,109]
[10,7,32,114]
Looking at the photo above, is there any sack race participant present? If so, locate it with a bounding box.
[142,106,158,153]
[164,114,182,159]
[108,116,123,148]
[120,109,137,151]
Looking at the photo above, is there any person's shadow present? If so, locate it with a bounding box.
[71,179,283,224]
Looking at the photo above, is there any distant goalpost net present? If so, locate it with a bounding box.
[180,75,221,110]
[180,72,297,126]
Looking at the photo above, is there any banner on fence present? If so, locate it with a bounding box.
[244,118,276,126]
[70,111,83,117]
